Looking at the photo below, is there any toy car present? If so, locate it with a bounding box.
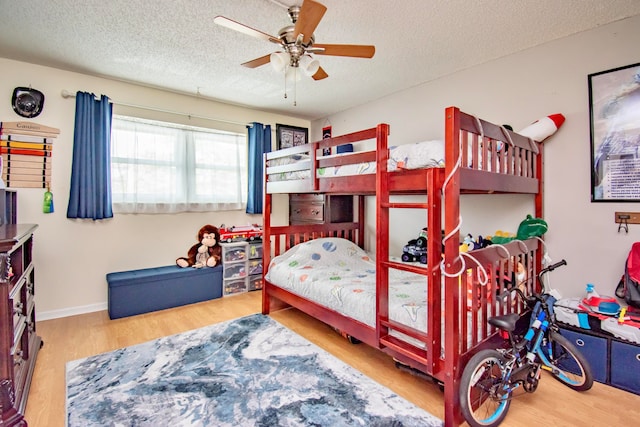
[401,228,429,264]
[219,224,263,243]
[401,243,427,264]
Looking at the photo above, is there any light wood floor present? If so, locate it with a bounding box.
[25,291,640,426]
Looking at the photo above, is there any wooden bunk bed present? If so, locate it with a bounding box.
[261,106,544,426]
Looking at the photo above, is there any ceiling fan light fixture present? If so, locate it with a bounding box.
[270,51,290,72]
[299,55,320,77]
[285,66,302,82]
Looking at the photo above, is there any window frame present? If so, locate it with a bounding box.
[110,115,247,214]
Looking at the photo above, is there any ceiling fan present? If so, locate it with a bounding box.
[213,0,375,81]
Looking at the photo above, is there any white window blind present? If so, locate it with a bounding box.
[111,116,247,214]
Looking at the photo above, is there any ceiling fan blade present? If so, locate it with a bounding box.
[241,54,272,68]
[214,16,281,44]
[294,0,327,45]
[313,44,375,58]
[312,67,328,80]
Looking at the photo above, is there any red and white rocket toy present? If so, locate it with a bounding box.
[518,114,565,142]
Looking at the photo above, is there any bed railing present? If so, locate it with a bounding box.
[442,106,544,425]
[264,126,384,194]
[453,109,542,193]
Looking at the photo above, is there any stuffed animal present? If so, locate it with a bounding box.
[176,224,222,268]
[517,114,565,142]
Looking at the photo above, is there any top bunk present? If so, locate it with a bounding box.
[264,106,542,196]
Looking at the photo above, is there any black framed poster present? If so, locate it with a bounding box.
[589,62,640,201]
[276,124,308,149]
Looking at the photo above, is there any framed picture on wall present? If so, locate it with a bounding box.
[589,62,640,202]
[276,124,308,149]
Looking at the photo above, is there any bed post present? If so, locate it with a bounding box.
[426,168,442,373]
[262,156,272,315]
[535,142,545,279]
[375,123,391,344]
[357,195,365,249]
[443,106,464,426]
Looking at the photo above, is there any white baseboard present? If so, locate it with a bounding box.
[38,302,107,321]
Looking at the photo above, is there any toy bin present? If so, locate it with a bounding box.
[248,259,262,276]
[107,265,223,319]
[221,242,249,296]
[248,241,263,259]
[224,278,248,296]
[249,275,263,291]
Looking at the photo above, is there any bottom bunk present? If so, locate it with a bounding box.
[262,223,542,425]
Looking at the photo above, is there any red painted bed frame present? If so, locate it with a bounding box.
[261,106,544,426]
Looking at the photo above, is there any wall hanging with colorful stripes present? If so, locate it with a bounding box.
[0,121,58,188]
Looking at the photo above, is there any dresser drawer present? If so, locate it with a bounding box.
[290,193,324,203]
[290,194,353,225]
[290,202,324,223]
[610,340,640,394]
[559,327,608,383]
[10,278,26,335]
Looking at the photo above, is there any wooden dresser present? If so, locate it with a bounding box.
[289,194,353,225]
[0,224,40,426]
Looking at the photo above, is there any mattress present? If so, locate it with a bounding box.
[265,237,500,352]
[265,237,430,334]
[267,139,445,181]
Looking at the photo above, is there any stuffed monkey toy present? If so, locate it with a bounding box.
[176,225,222,268]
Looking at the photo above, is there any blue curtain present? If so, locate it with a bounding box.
[246,122,271,214]
[67,92,114,220]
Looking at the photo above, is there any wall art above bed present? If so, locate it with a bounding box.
[276,124,308,149]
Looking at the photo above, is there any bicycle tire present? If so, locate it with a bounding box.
[459,349,512,427]
[545,330,594,391]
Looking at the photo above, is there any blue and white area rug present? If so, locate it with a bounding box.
[66,314,443,426]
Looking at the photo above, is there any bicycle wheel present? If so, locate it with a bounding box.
[459,349,512,427]
[544,330,594,391]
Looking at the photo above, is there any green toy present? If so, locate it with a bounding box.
[516,214,547,240]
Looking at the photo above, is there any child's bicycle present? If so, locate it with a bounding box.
[459,260,593,427]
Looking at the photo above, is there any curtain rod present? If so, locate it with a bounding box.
[60,90,258,127]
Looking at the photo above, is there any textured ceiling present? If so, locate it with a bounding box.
[1,0,639,120]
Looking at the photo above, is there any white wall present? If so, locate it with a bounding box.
[312,15,640,300]
[0,58,306,319]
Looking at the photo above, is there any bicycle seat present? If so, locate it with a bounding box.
[488,313,521,332]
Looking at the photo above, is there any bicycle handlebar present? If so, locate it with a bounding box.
[538,259,567,278]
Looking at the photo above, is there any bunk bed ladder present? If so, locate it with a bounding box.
[375,122,443,375]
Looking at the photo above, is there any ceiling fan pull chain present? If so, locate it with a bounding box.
[294,69,297,106]
[283,68,288,100]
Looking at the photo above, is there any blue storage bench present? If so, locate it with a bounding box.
[107,265,223,319]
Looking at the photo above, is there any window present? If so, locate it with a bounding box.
[111,116,247,214]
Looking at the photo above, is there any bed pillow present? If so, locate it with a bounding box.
[268,237,372,270]
[388,140,445,171]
